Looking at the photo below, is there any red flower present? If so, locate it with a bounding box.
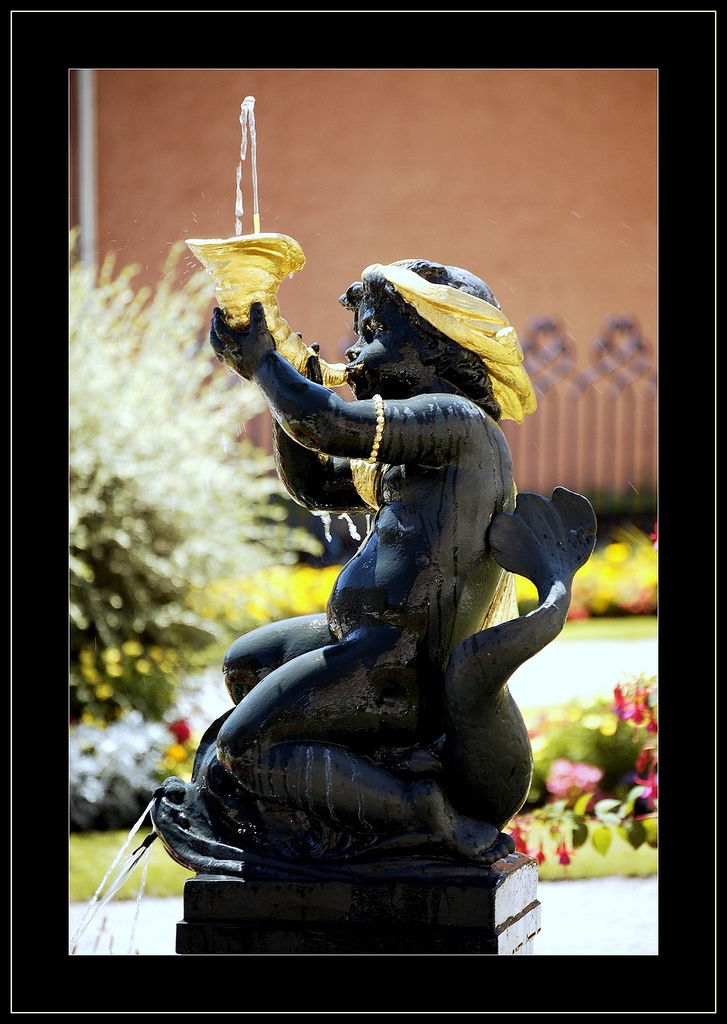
[507,821,548,864]
[612,681,657,733]
[634,769,658,808]
[556,841,573,867]
[636,747,656,774]
[508,822,529,855]
[168,718,191,743]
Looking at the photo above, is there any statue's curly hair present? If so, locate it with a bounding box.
[340,262,503,422]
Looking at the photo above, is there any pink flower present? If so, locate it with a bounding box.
[546,758,603,801]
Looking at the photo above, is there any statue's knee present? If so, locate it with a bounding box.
[223,638,270,704]
[216,714,256,777]
[224,664,265,705]
[223,635,259,673]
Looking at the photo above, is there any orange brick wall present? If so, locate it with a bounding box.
[70,69,657,506]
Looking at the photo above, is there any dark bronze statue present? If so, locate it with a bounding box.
[151,259,596,883]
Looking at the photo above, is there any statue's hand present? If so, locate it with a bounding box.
[209,302,275,380]
[305,343,324,385]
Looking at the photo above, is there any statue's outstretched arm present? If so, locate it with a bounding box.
[210,303,377,508]
[210,302,486,469]
[211,303,381,462]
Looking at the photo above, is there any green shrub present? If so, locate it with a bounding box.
[524,694,650,807]
[510,675,657,872]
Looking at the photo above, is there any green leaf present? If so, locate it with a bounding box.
[619,785,648,817]
[572,820,590,848]
[573,793,592,816]
[591,824,613,856]
[641,816,658,847]
[618,818,646,850]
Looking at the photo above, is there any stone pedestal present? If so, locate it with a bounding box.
[175,852,540,955]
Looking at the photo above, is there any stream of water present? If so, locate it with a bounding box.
[69,799,157,955]
[235,95,259,237]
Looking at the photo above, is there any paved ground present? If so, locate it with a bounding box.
[507,633,657,709]
[70,635,659,957]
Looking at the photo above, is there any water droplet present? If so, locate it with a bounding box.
[70,800,155,953]
[323,746,338,824]
[338,513,361,541]
[313,510,333,543]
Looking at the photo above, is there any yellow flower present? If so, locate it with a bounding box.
[598,719,618,737]
[604,542,630,564]
[164,743,188,763]
[588,594,611,615]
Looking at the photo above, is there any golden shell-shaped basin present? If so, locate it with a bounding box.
[186,232,347,386]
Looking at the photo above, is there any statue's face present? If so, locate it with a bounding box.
[345,290,436,400]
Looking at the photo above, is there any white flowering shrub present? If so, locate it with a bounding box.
[70,234,320,724]
[69,712,171,831]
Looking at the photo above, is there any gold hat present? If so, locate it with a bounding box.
[362,261,536,422]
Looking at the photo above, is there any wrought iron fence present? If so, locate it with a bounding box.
[501,314,657,534]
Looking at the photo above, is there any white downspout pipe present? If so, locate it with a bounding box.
[76,69,97,268]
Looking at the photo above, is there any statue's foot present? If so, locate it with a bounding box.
[476,830,517,864]
[419,780,516,865]
[446,812,516,865]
